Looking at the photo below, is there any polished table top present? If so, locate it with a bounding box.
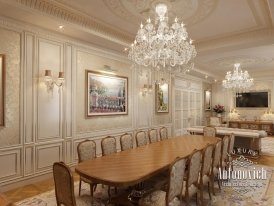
[75,135,218,187]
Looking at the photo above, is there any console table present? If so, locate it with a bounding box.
[229,120,273,135]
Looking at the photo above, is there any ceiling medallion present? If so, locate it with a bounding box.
[128,3,197,73]
[222,63,254,93]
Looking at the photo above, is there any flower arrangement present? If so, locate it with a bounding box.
[213,104,225,113]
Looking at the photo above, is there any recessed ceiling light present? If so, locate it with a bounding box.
[214,79,217,82]
[58,25,64,30]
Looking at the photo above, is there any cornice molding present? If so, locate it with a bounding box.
[196,28,274,54]
[6,0,132,46]
[0,15,129,63]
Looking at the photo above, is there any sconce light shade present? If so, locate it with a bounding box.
[44,69,64,91]
[141,84,153,96]
[58,72,64,80]
[44,70,52,82]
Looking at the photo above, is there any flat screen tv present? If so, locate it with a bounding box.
[236,92,269,108]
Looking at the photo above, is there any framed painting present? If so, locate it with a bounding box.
[156,83,169,113]
[86,70,128,117]
[0,54,5,126]
[204,90,211,111]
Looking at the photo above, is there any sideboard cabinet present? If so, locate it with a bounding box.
[229,120,273,135]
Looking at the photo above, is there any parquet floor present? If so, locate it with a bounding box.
[3,150,274,203]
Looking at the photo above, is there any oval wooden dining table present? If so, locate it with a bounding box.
[75,135,219,188]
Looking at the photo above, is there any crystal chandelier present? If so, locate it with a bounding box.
[222,63,254,93]
[128,3,197,73]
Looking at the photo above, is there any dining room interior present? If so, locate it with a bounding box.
[1,0,274,205]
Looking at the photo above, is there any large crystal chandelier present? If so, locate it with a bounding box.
[222,63,254,93]
[128,3,197,73]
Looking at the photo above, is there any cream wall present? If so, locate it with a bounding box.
[0,28,21,146]
[0,17,173,190]
[212,80,274,120]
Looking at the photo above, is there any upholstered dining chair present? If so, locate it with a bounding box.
[199,144,214,205]
[220,135,230,172]
[182,149,202,206]
[209,117,222,127]
[210,139,222,195]
[148,129,158,143]
[120,133,134,151]
[77,140,97,196]
[101,136,117,156]
[203,126,216,137]
[136,131,148,147]
[139,157,187,206]
[159,127,168,141]
[227,134,235,169]
[53,162,100,206]
[101,136,117,198]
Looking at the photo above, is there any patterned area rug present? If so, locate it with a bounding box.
[262,137,274,156]
[15,165,274,206]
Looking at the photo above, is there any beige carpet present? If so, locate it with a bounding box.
[262,137,274,156]
[15,165,274,206]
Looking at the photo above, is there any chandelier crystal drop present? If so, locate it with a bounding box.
[222,63,254,93]
[128,3,197,73]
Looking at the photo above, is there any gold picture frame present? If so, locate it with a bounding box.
[204,90,211,111]
[156,83,169,113]
[86,70,128,117]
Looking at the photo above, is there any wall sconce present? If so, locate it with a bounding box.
[44,70,65,91]
[142,84,153,96]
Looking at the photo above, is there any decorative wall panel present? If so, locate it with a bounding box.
[24,146,34,175]
[0,148,22,181]
[36,143,62,172]
[25,33,34,143]
[0,28,20,146]
[76,50,133,133]
[37,39,63,141]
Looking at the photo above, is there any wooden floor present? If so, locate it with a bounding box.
[3,154,274,203]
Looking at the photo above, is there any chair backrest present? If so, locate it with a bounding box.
[53,162,76,206]
[201,144,214,177]
[148,129,158,143]
[228,133,235,154]
[135,131,148,147]
[221,135,230,163]
[209,117,221,127]
[77,140,96,162]
[203,126,216,137]
[186,150,202,187]
[120,133,133,151]
[212,140,222,168]
[159,127,168,140]
[166,157,187,205]
[101,136,117,156]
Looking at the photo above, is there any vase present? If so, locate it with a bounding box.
[217,113,222,117]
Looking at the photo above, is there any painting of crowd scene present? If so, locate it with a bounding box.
[86,70,127,116]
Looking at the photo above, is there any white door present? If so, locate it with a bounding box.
[174,81,202,136]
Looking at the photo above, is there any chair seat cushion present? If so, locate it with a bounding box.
[199,174,210,185]
[182,181,198,198]
[139,190,180,206]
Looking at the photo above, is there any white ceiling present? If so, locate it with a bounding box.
[0,0,274,81]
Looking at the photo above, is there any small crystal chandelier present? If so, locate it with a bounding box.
[222,63,254,93]
[128,3,197,73]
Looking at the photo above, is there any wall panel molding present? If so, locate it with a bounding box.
[0,148,22,181]
[35,142,62,172]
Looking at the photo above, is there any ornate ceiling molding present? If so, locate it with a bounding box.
[102,0,218,26]
[12,0,132,46]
